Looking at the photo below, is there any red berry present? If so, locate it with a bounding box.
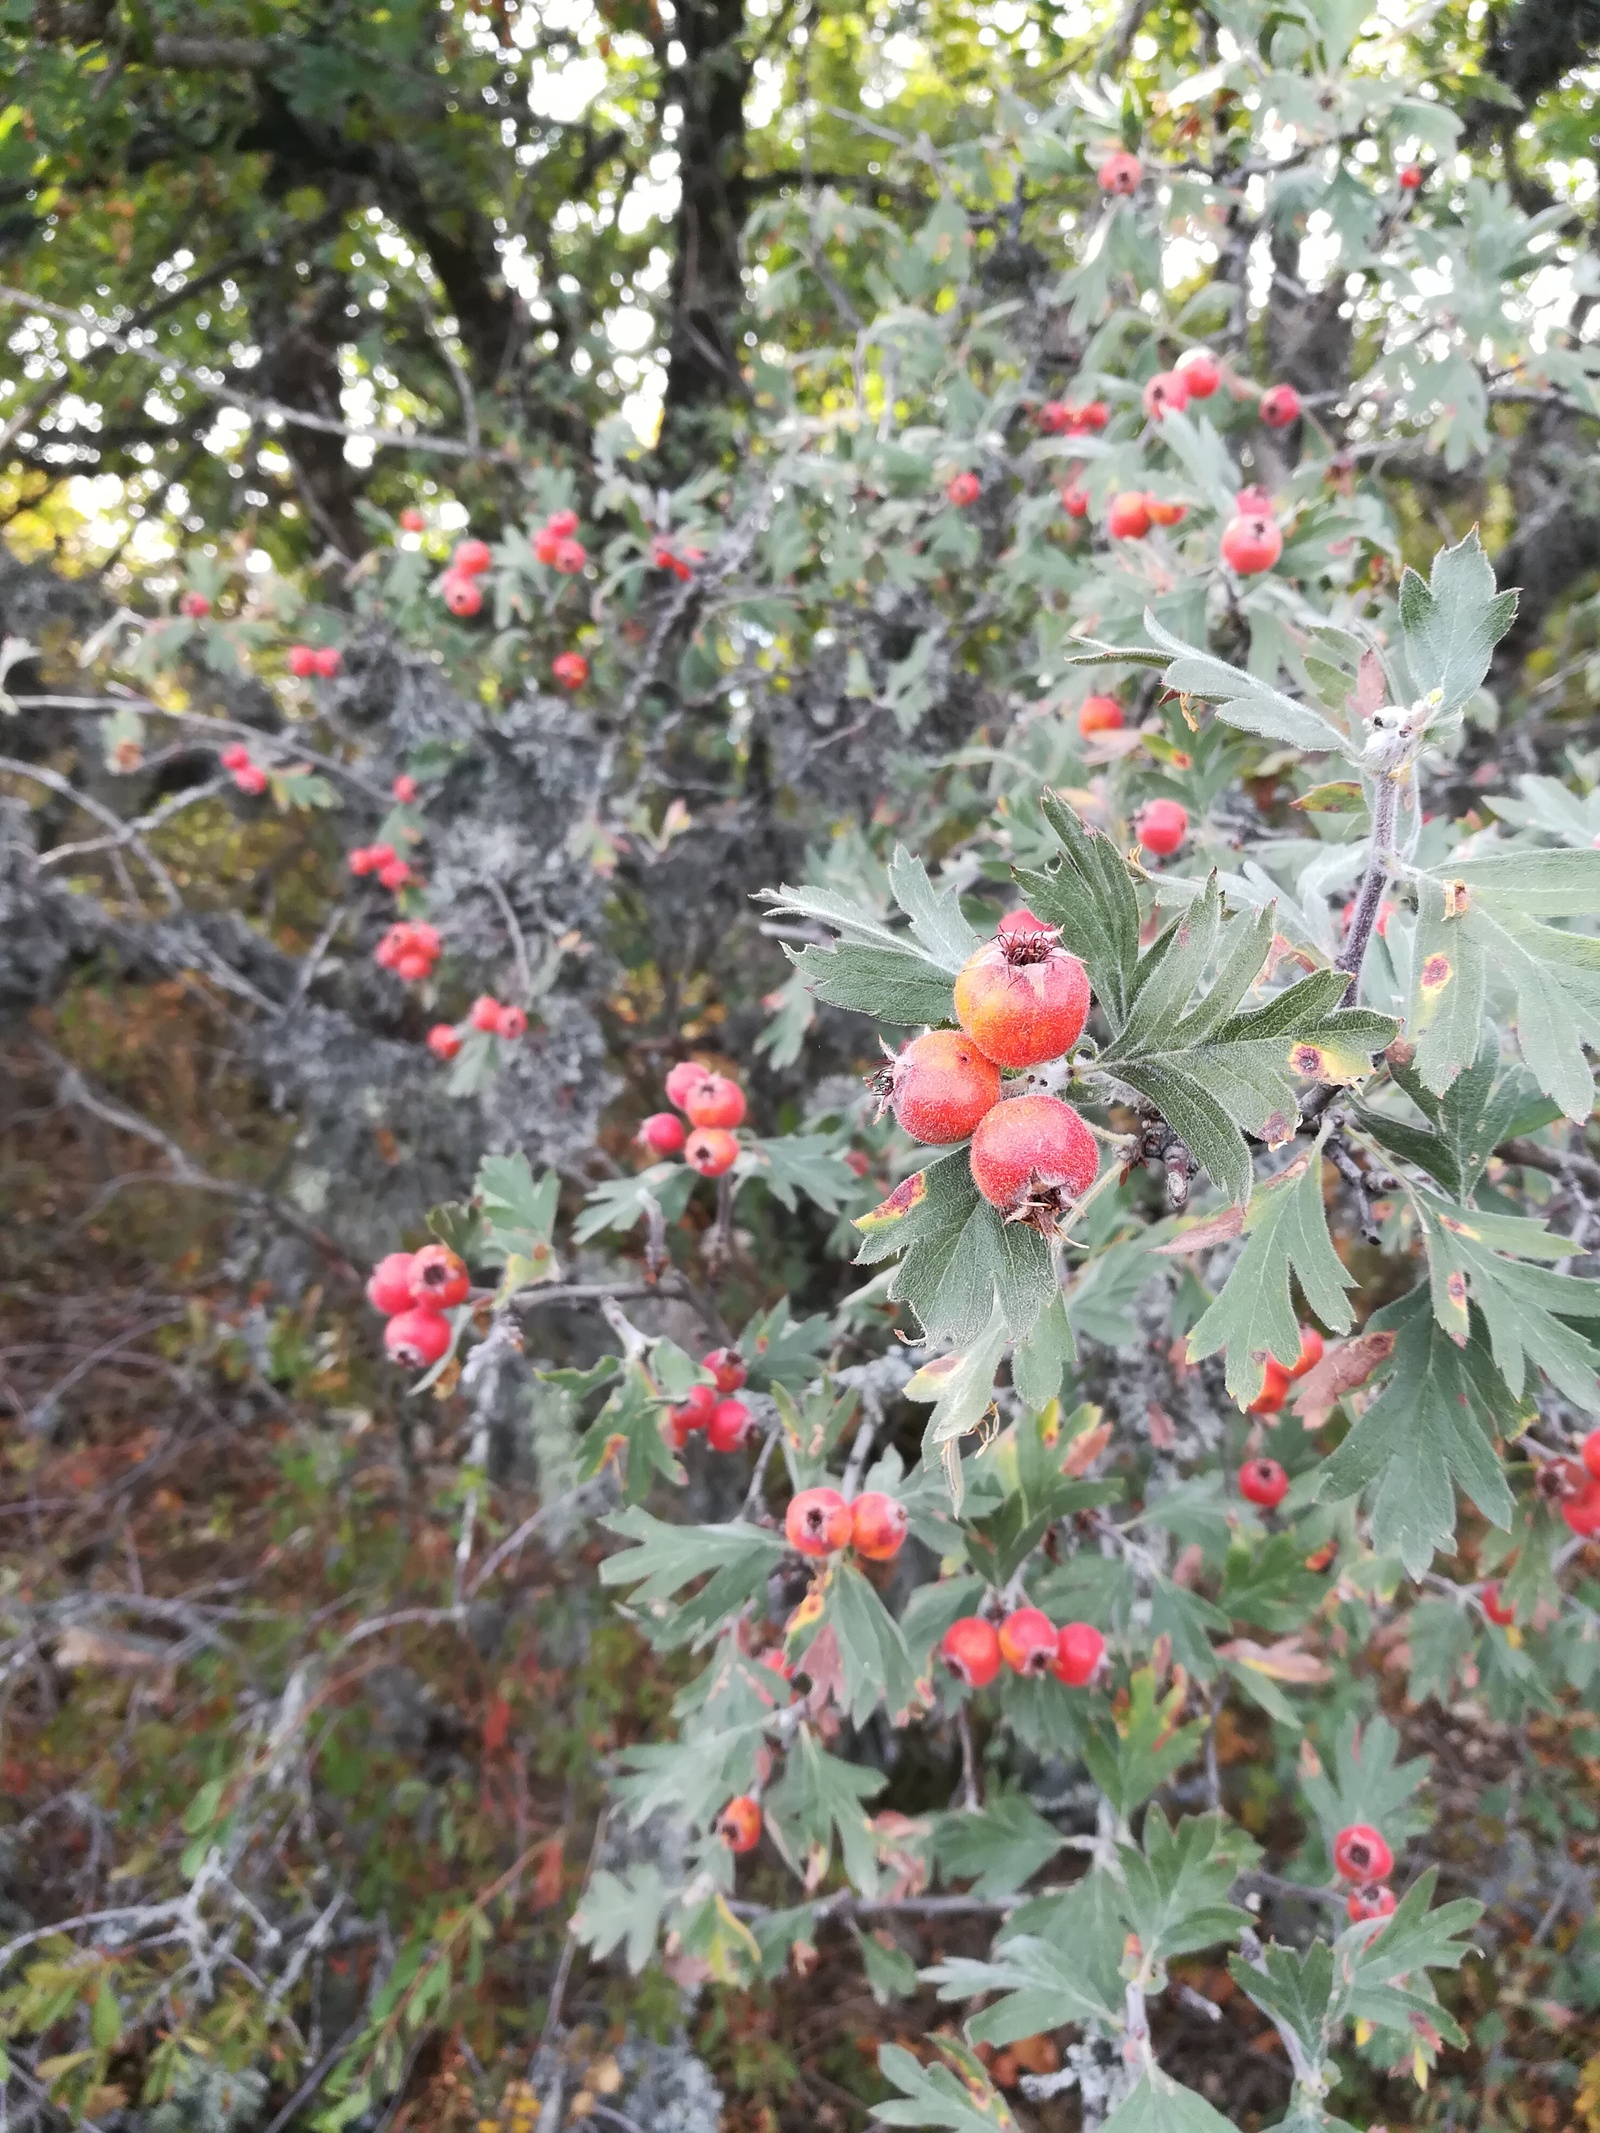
[1346,1883,1397,1923]
[704,1348,747,1393]
[1221,511,1284,575]
[552,651,589,690]
[785,1487,853,1556]
[1142,370,1189,422]
[399,508,426,532]
[638,1111,687,1156]
[393,775,418,803]
[220,744,252,772]
[1146,495,1186,527]
[313,647,342,678]
[1038,400,1072,435]
[545,508,579,538]
[1097,150,1142,195]
[1080,400,1109,431]
[287,644,318,678]
[685,1128,739,1177]
[1107,490,1151,539]
[969,1095,1098,1228]
[682,1072,746,1130]
[453,538,492,575]
[1135,799,1188,857]
[998,1607,1058,1676]
[1332,1824,1393,1883]
[470,995,503,1033]
[1053,1621,1105,1687]
[378,859,412,891]
[384,1307,452,1369]
[233,763,268,795]
[878,1030,1001,1145]
[496,1005,528,1040]
[366,1251,418,1316]
[664,1060,705,1111]
[1289,1326,1324,1379]
[1078,695,1124,738]
[443,574,482,617]
[428,1024,463,1062]
[409,1243,470,1308]
[850,1492,908,1562]
[947,471,981,507]
[1239,1456,1289,1508]
[1177,348,1221,397]
[1259,383,1301,430]
[1399,165,1422,191]
[1562,1479,1600,1537]
[179,590,211,618]
[552,537,587,575]
[1061,482,1090,518]
[534,529,560,565]
[667,1383,718,1446]
[1248,1360,1291,1416]
[1480,1581,1515,1627]
[940,1617,1002,1688]
[707,1398,754,1452]
[717,1795,762,1853]
[395,951,432,982]
[1583,1428,1600,1482]
[953,929,1090,1070]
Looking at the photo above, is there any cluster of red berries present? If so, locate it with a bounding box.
[1333,1822,1396,1924]
[666,1348,753,1450]
[552,650,588,690]
[440,537,495,619]
[348,841,413,891]
[287,644,342,679]
[219,743,268,796]
[375,919,442,984]
[940,1608,1106,1689]
[1556,1429,1600,1536]
[636,1059,747,1178]
[427,995,527,1061]
[650,536,706,580]
[534,509,588,574]
[1038,398,1110,437]
[366,1243,471,1367]
[784,1486,910,1562]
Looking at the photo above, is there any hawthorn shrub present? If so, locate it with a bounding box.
[4,9,1600,2133]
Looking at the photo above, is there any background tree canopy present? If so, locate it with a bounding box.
[4,5,1600,2133]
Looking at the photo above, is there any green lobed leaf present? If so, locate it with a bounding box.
[1139,609,1353,756]
[1397,529,1518,714]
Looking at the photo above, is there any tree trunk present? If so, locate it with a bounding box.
[661,0,751,433]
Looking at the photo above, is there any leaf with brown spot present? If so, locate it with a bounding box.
[1217,1637,1333,1684]
[1290,1329,1397,1427]
[1152,1206,1245,1256]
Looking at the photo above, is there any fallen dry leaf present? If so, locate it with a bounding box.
[1218,1637,1332,1685]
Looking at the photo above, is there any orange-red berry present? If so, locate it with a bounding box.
[1259,383,1301,429]
[1222,511,1284,575]
[998,1607,1058,1676]
[785,1487,853,1556]
[1135,799,1188,857]
[453,538,492,575]
[638,1111,687,1156]
[1053,1621,1105,1686]
[1333,1824,1393,1883]
[940,1616,1002,1688]
[1289,1326,1324,1379]
[685,1128,740,1177]
[409,1243,470,1308]
[947,471,981,507]
[1346,1883,1396,1923]
[969,1095,1098,1228]
[1480,1581,1515,1627]
[717,1795,762,1852]
[385,1307,452,1369]
[428,1024,463,1062]
[682,1071,746,1130]
[1248,1359,1292,1416]
[1097,150,1142,195]
[708,1398,754,1452]
[1177,348,1220,396]
[1078,694,1124,737]
[1239,1456,1289,1508]
[1107,490,1151,539]
[366,1252,418,1316]
[443,574,482,617]
[1142,370,1189,421]
[850,1492,908,1562]
[878,1030,1001,1145]
[954,930,1090,1070]
[704,1348,746,1393]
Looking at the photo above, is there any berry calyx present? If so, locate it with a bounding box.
[428,1024,463,1062]
[1078,694,1124,737]
[876,1030,1001,1145]
[953,929,1091,1070]
[1134,799,1188,857]
[1248,1360,1291,1416]
[1107,490,1151,539]
[850,1492,908,1561]
[1289,1326,1324,1379]
[385,1307,452,1369]
[1332,1824,1393,1883]
[1221,511,1284,575]
[1053,1621,1106,1687]
[1346,1883,1397,1923]
[969,1095,1099,1231]
[940,1616,1002,1688]
[443,574,482,617]
[1259,383,1302,429]
[785,1487,853,1556]
[552,651,589,690]
[1239,1456,1289,1509]
[947,471,981,507]
[1097,150,1142,195]
[1177,348,1221,397]
[453,538,492,575]
[682,1071,746,1130]
[408,1243,470,1308]
[638,1111,687,1156]
[998,1607,1058,1676]
[685,1128,740,1177]
[704,1348,747,1393]
[1480,1581,1515,1627]
[1142,370,1189,421]
[717,1795,762,1853]
[707,1398,754,1452]
[1582,1427,1600,1482]
[664,1059,705,1111]
[366,1251,418,1316]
